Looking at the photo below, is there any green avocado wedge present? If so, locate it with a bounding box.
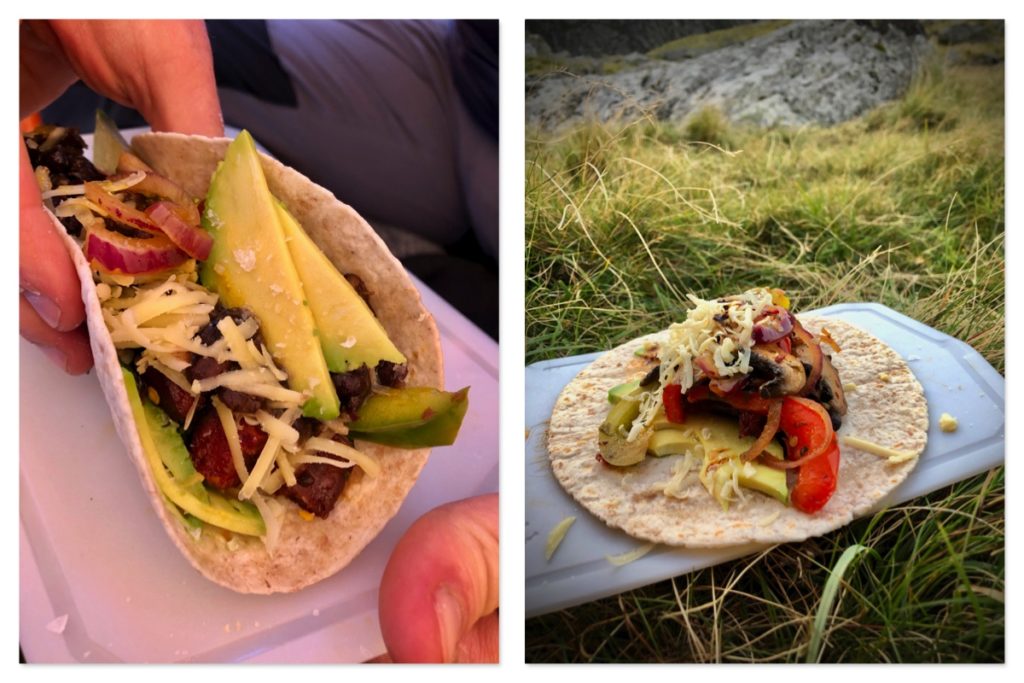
[351,387,470,448]
[607,379,641,404]
[92,110,131,175]
[200,131,339,420]
[347,387,460,433]
[123,368,265,536]
[274,201,406,373]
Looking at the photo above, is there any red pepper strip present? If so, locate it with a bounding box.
[663,383,686,423]
[777,396,834,463]
[790,434,840,513]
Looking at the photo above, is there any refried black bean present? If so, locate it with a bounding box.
[218,388,262,414]
[186,355,232,383]
[375,360,408,387]
[283,432,354,518]
[293,417,321,443]
[198,306,261,347]
[332,365,372,413]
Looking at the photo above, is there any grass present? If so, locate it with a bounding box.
[525,55,1004,662]
[647,20,792,60]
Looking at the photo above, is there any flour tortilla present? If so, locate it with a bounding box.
[55,132,442,593]
[547,316,928,546]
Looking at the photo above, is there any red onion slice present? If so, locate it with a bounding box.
[146,201,213,261]
[84,182,163,235]
[124,172,200,226]
[740,399,782,462]
[84,221,188,275]
[753,310,794,343]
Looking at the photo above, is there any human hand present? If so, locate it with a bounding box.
[378,493,499,663]
[19,20,224,374]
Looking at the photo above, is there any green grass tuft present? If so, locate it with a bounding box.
[683,106,733,148]
[647,20,792,60]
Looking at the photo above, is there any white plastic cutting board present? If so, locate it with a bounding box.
[525,303,1004,617]
[20,275,498,663]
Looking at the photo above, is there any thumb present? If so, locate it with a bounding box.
[378,494,499,663]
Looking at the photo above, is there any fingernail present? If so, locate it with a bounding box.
[434,585,463,663]
[42,346,68,372]
[23,290,62,328]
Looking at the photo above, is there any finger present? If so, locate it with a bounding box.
[19,139,86,332]
[19,20,78,118]
[49,20,224,137]
[20,295,94,375]
[131,21,224,136]
[379,493,499,663]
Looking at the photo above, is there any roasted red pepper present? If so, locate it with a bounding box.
[663,383,686,423]
[779,397,839,513]
[790,435,840,513]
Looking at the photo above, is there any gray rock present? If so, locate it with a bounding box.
[526,20,931,131]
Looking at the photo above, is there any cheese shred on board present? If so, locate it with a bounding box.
[841,435,918,463]
[545,516,577,561]
[606,543,656,566]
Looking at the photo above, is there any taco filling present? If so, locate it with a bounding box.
[598,288,847,514]
[26,124,468,554]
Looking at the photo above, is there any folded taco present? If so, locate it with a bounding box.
[24,124,468,593]
[547,288,927,546]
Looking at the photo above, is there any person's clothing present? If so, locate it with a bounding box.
[209,19,498,260]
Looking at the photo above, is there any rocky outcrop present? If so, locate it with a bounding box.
[526,20,930,130]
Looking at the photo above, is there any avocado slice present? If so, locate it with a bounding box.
[648,411,788,505]
[711,460,788,509]
[597,396,649,466]
[123,368,265,536]
[274,201,406,372]
[352,388,470,448]
[200,131,339,419]
[347,386,459,433]
[673,412,784,460]
[607,379,641,404]
[648,429,695,457]
[93,110,131,175]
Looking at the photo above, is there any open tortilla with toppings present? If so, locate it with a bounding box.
[547,314,928,546]
[37,129,451,593]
